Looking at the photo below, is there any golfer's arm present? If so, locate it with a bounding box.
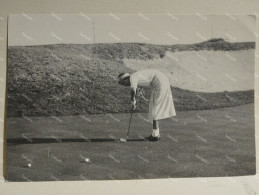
[130,87,136,101]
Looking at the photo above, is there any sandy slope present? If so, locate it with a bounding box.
[123,50,254,92]
[7,43,254,116]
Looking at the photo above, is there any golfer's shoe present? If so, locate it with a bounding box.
[145,135,160,141]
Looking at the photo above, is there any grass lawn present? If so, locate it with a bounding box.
[5,104,255,181]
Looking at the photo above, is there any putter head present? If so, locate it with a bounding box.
[119,138,127,142]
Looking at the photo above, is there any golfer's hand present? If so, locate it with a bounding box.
[131,99,136,110]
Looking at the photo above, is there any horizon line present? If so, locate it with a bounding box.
[8,39,256,47]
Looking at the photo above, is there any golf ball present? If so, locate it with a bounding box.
[28,163,32,168]
[85,158,90,162]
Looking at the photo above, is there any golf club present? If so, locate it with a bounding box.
[127,107,134,137]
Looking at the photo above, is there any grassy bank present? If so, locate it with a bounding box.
[7,39,254,117]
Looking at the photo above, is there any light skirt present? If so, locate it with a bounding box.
[148,74,176,122]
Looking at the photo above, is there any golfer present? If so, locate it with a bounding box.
[118,69,176,141]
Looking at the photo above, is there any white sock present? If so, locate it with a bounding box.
[152,128,160,137]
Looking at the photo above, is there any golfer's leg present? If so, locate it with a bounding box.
[152,120,160,137]
[153,120,159,129]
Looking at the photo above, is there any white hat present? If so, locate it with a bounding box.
[117,73,130,82]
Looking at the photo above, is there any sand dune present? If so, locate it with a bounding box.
[7,43,254,116]
[123,50,254,92]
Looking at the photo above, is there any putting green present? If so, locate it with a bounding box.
[6,104,255,181]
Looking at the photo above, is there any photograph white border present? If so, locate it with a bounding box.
[0,0,258,194]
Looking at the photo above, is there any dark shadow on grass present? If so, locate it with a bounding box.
[7,138,145,145]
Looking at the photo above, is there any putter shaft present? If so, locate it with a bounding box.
[127,109,133,136]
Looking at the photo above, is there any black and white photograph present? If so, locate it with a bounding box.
[6,14,255,181]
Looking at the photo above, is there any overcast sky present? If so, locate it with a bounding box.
[8,14,255,46]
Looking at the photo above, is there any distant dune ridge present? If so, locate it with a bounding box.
[7,39,254,117]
